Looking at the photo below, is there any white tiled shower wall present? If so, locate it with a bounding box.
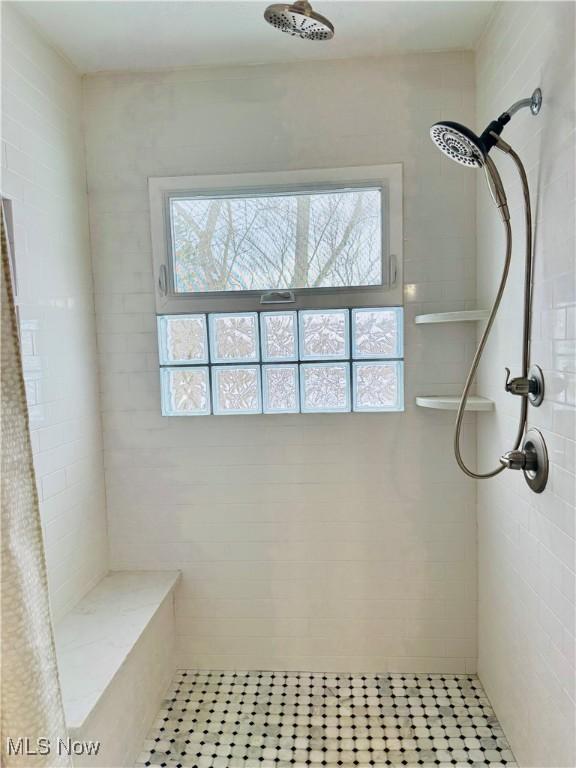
[3,3,575,757]
[0,5,108,621]
[475,3,575,766]
[83,52,480,672]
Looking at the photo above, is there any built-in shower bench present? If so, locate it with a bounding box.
[54,570,180,767]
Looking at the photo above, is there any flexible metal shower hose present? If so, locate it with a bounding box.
[454,144,532,479]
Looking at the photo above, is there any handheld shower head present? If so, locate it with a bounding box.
[431,122,509,220]
[430,88,542,168]
[430,116,511,169]
[264,0,334,40]
[430,122,486,168]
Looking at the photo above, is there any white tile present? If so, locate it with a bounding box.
[82,48,480,673]
[476,3,575,767]
[2,5,108,622]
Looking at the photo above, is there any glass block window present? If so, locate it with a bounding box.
[158,308,404,416]
[212,366,262,415]
[351,307,403,359]
[353,361,404,412]
[157,315,208,365]
[299,309,349,361]
[160,367,210,416]
[261,312,298,362]
[209,312,259,363]
[263,364,300,414]
[301,363,351,413]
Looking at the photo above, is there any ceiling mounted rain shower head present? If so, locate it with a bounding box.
[264,0,334,40]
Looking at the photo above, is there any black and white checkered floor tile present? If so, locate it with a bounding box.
[136,670,516,768]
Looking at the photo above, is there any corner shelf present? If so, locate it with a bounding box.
[416,396,494,412]
[414,310,489,325]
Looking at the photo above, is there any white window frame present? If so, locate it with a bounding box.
[148,164,403,314]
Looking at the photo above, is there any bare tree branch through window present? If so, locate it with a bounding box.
[170,189,382,293]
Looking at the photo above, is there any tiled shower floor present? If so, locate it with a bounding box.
[136,671,516,768]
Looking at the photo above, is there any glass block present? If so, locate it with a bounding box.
[261,312,298,362]
[160,367,210,416]
[352,307,403,359]
[299,309,349,360]
[209,313,259,363]
[262,365,300,414]
[212,365,262,415]
[157,314,208,365]
[352,361,404,412]
[300,363,351,413]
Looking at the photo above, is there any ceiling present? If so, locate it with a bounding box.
[16,1,496,74]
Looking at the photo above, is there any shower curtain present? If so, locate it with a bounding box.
[1,211,71,766]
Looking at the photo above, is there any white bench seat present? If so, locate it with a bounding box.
[54,571,179,766]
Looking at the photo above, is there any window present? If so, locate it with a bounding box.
[150,166,404,417]
[149,165,402,313]
[158,308,404,416]
[169,188,382,294]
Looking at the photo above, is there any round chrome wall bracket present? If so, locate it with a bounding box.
[531,88,543,115]
[522,428,549,493]
[528,364,545,406]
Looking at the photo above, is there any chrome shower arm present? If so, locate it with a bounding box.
[502,88,542,119]
[503,98,533,117]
